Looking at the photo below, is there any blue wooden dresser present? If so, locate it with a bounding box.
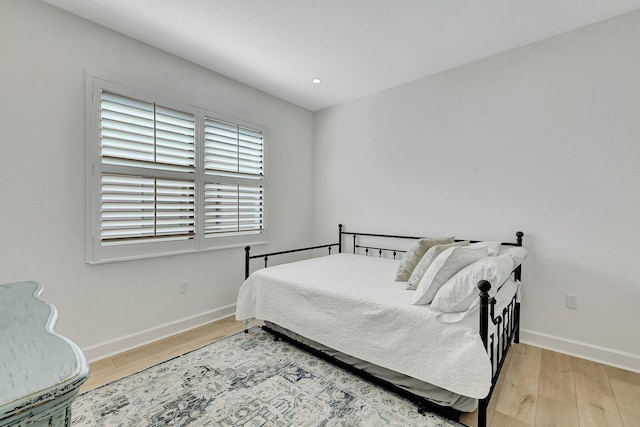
[0,282,89,427]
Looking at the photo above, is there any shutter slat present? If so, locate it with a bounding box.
[102,138,154,155]
[102,158,194,172]
[156,138,195,152]
[205,147,240,159]
[102,92,154,112]
[102,229,155,238]
[102,203,154,211]
[102,219,155,229]
[102,128,154,145]
[101,109,154,128]
[156,131,195,145]
[101,118,154,138]
[156,105,194,122]
[102,147,155,163]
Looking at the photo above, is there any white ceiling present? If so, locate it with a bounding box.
[42,0,640,111]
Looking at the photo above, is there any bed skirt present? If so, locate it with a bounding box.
[263,321,477,413]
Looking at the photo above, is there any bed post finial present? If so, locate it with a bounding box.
[244,246,251,280]
[338,224,343,253]
[478,280,492,294]
[514,231,524,283]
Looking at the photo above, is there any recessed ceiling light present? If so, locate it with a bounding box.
[312,78,322,84]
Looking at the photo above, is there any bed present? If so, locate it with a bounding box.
[236,225,526,427]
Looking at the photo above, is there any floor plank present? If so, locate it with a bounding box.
[573,358,625,427]
[610,378,640,427]
[489,411,534,427]
[495,344,541,425]
[607,365,640,386]
[573,358,616,397]
[535,395,579,427]
[538,349,577,403]
[576,392,624,427]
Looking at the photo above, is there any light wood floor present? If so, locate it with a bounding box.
[82,316,640,427]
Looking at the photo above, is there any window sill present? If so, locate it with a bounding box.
[86,240,269,265]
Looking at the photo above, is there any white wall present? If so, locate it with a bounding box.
[314,11,640,371]
[0,0,315,360]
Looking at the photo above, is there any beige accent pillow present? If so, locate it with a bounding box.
[412,246,488,305]
[406,241,469,290]
[395,237,455,281]
[468,241,502,256]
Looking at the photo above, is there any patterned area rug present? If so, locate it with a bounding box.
[72,327,466,426]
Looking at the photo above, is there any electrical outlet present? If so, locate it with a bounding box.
[566,294,578,309]
[180,281,189,294]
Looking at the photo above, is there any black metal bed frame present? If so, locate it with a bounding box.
[243,224,524,427]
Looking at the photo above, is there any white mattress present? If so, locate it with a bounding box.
[236,253,515,399]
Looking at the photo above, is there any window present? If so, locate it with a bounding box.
[86,77,266,263]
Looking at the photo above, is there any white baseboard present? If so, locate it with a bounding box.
[82,318,640,374]
[520,329,640,373]
[83,304,236,362]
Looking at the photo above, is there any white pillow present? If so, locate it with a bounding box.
[430,254,515,318]
[412,246,487,305]
[468,241,502,256]
[406,241,469,290]
[499,246,528,268]
[395,237,454,281]
[432,277,518,323]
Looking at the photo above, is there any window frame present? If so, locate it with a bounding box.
[85,73,267,264]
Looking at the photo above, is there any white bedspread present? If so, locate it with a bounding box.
[236,253,500,399]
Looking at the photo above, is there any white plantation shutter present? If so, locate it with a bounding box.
[204,184,263,235]
[100,92,196,172]
[203,118,264,236]
[101,175,195,244]
[98,90,197,247]
[87,77,267,262]
[204,118,264,178]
